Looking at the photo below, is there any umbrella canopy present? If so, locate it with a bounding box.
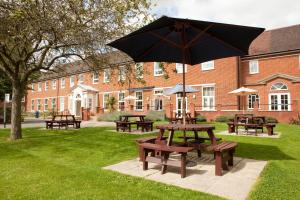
[108,16,264,124]
[124,95,137,100]
[108,16,264,65]
[229,87,258,96]
[164,84,199,95]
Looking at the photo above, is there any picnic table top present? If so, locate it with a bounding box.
[156,124,215,131]
[120,114,146,118]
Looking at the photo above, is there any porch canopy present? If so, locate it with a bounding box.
[108,16,264,124]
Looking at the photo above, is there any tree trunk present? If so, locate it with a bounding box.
[10,83,23,140]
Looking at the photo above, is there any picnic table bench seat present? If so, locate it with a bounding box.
[213,141,238,176]
[136,121,154,132]
[139,142,194,178]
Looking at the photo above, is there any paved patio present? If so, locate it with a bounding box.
[104,152,267,200]
[218,129,281,138]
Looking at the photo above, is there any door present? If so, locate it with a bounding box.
[76,100,81,117]
[176,94,187,117]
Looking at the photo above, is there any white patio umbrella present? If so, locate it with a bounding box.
[164,84,199,95]
[229,87,258,113]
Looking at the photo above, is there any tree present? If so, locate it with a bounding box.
[0,0,152,140]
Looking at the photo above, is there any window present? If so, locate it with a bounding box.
[44,99,48,111]
[118,92,125,111]
[135,91,143,111]
[60,97,64,112]
[153,89,163,111]
[202,86,215,110]
[31,100,34,111]
[154,62,163,76]
[118,66,126,81]
[93,72,99,84]
[103,69,110,83]
[31,83,34,92]
[248,94,259,109]
[52,80,57,89]
[271,83,288,90]
[269,93,290,111]
[60,78,65,89]
[103,93,110,109]
[78,74,84,83]
[70,76,75,87]
[201,60,214,71]
[52,98,57,110]
[249,60,259,74]
[45,81,49,91]
[37,99,42,111]
[87,98,92,108]
[135,63,143,79]
[38,82,42,91]
[175,63,187,73]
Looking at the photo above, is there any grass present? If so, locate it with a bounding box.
[0,123,299,199]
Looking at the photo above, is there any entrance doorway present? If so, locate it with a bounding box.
[76,100,81,117]
[176,93,187,117]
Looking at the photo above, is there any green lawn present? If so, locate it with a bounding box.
[0,123,299,200]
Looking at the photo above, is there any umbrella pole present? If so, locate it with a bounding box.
[182,64,186,125]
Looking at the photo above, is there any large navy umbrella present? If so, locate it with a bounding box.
[108,16,264,123]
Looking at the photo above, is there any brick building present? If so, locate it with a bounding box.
[26,25,300,122]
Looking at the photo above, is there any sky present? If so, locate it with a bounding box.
[151,0,300,30]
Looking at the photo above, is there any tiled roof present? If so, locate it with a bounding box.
[249,24,300,55]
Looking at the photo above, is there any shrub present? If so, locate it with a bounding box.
[265,116,278,123]
[145,110,165,121]
[97,111,130,122]
[196,115,207,122]
[215,115,234,123]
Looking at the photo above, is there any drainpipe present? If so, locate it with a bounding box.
[236,56,241,110]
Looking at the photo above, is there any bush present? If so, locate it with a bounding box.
[265,116,278,123]
[97,111,130,122]
[145,110,165,121]
[196,115,207,122]
[215,115,234,123]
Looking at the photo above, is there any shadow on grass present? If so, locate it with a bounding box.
[236,142,294,161]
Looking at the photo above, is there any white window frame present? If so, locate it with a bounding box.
[38,82,42,92]
[92,72,99,84]
[269,93,291,111]
[60,78,65,89]
[52,80,57,90]
[135,91,143,111]
[202,86,215,111]
[118,91,125,111]
[45,81,49,91]
[118,66,126,81]
[248,94,260,109]
[37,99,42,111]
[103,93,110,110]
[135,63,144,79]
[270,82,288,91]
[59,97,64,112]
[52,98,57,110]
[31,83,34,92]
[153,89,164,111]
[70,75,75,87]
[31,100,35,111]
[175,63,187,73]
[201,60,214,71]
[78,74,84,84]
[103,69,110,83]
[154,62,163,76]
[249,60,259,74]
[44,99,48,111]
[87,97,93,108]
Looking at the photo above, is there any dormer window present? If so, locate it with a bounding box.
[249,60,259,74]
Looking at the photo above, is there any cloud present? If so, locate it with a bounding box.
[151,0,300,29]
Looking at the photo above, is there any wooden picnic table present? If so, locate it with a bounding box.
[156,124,218,148]
[119,114,146,122]
[45,115,81,129]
